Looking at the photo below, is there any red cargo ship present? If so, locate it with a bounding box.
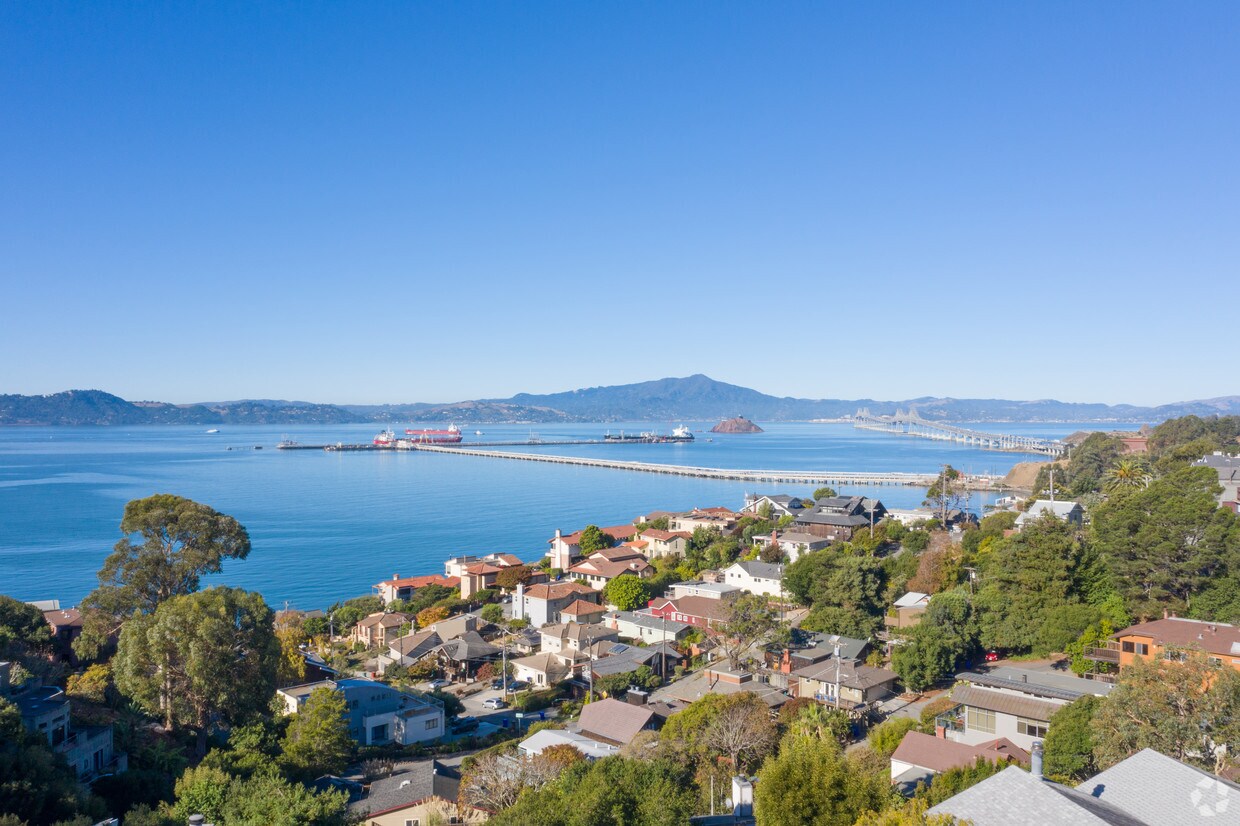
[404,424,464,444]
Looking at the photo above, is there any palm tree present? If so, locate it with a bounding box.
[1104,458,1153,492]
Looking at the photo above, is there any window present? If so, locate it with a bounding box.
[1017,717,1048,738]
[966,707,996,734]
[1121,640,1148,655]
[425,718,439,730]
[1164,650,1187,663]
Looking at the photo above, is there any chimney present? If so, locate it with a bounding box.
[627,688,649,705]
[1031,741,1044,780]
[394,573,399,581]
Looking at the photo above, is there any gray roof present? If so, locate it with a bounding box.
[733,560,783,580]
[960,669,1111,701]
[950,685,1062,723]
[587,643,681,677]
[388,629,442,660]
[578,698,657,745]
[1077,748,1240,826]
[929,765,1148,825]
[349,761,461,816]
[432,630,500,662]
[605,610,690,635]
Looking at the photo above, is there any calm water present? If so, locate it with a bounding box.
[0,421,1085,608]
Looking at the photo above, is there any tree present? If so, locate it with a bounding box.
[76,494,251,659]
[602,575,652,611]
[417,605,450,628]
[854,798,965,825]
[758,542,786,564]
[1090,465,1239,619]
[753,735,887,826]
[480,603,504,624]
[716,593,780,670]
[460,751,542,812]
[0,698,95,824]
[912,757,1011,807]
[275,624,307,687]
[923,466,966,523]
[1092,653,1240,775]
[280,686,352,780]
[1043,695,1100,782]
[112,587,278,755]
[1104,458,1152,492]
[65,663,111,703]
[169,764,348,825]
[785,702,851,744]
[703,694,779,769]
[0,595,51,658]
[578,525,615,554]
[891,625,957,692]
[868,717,919,757]
[495,565,535,591]
[813,486,837,501]
[785,551,886,638]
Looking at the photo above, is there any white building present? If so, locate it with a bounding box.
[721,560,783,599]
[1015,500,1083,529]
[518,728,619,760]
[667,580,740,601]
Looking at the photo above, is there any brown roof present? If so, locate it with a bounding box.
[378,574,460,590]
[357,612,412,629]
[1115,617,1240,659]
[792,659,898,691]
[561,599,606,617]
[568,557,652,579]
[43,608,82,629]
[578,698,656,745]
[522,581,598,601]
[651,595,732,623]
[554,525,639,546]
[892,731,1030,773]
[950,684,1062,723]
[463,563,503,575]
[640,529,690,542]
[492,554,524,566]
[593,547,646,562]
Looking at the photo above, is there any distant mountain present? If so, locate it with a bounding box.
[4,379,1240,426]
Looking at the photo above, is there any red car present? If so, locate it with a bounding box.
[984,651,1000,663]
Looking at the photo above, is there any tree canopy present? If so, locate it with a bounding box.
[602,575,652,612]
[77,494,251,658]
[280,687,352,780]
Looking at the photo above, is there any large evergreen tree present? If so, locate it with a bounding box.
[280,687,352,780]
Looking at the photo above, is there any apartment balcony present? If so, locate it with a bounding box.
[1083,644,1120,664]
[934,707,965,735]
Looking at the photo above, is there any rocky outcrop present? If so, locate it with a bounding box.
[711,416,763,434]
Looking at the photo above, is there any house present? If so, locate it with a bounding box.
[384,629,443,669]
[667,581,740,600]
[426,612,489,642]
[41,607,83,664]
[660,666,790,710]
[668,509,739,534]
[1083,616,1240,673]
[559,598,607,624]
[277,678,445,746]
[351,612,412,649]
[1192,452,1240,513]
[349,760,486,826]
[372,574,460,606]
[934,667,1111,752]
[791,658,898,707]
[741,494,810,519]
[1014,500,1083,529]
[513,580,600,627]
[648,595,735,630]
[586,641,683,680]
[509,651,584,687]
[792,496,887,542]
[889,730,1029,793]
[566,548,653,590]
[885,592,932,630]
[577,697,660,745]
[518,728,619,760]
[884,508,941,526]
[601,610,692,644]
[721,560,783,599]
[767,632,870,676]
[540,622,619,654]
[929,747,1240,826]
[636,528,693,558]
[0,661,125,781]
[546,525,639,570]
[444,555,481,578]
[754,530,831,563]
[459,562,503,599]
[428,631,501,682]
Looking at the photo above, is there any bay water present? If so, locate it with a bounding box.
[0,421,1086,608]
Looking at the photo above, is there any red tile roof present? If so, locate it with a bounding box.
[378,574,460,589]
[463,563,503,575]
[650,595,732,623]
[522,581,598,601]
[561,599,606,617]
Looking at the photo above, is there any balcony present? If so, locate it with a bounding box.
[1083,644,1120,664]
[934,706,965,735]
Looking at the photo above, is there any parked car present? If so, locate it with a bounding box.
[490,679,506,691]
[506,680,531,693]
[482,697,507,710]
[450,715,479,733]
[983,650,1000,663]
[427,678,452,690]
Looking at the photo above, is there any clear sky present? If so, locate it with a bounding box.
[2,3,1237,406]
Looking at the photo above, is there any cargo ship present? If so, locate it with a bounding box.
[604,425,694,444]
[373,429,398,446]
[404,424,464,444]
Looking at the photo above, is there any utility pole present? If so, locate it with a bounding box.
[587,631,595,702]
[661,614,667,680]
[833,643,842,708]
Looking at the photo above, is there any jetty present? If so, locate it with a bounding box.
[408,444,1006,488]
[278,438,630,451]
[852,409,1066,458]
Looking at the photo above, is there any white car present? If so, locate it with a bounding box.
[482,697,507,710]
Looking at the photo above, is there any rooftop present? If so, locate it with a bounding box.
[577,698,656,745]
[1112,616,1240,658]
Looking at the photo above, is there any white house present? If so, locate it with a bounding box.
[667,580,740,601]
[513,580,600,627]
[517,728,619,760]
[600,610,691,644]
[721,560,783,599]
[277,678,445,747]
[1014,500,1083,529]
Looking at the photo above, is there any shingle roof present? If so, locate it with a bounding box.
[348,761,463,817]
[1076,748,1240,826]
[650,596,733,623]
[792,659,897,691]
[732,560,783,580]
[578,698,656,745]
[950,684,1062,723]
[891,731,1029,774]
[522,581,598,601]
[928,765,1149,825]
[432,631,500,662]
[1112,617,1240,660]
[388,629,442,659]
[561,599,606,617]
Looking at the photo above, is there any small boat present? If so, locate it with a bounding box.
[475,430,484,436]
[206,429,220,434]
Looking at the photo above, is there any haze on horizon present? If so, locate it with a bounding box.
[2,4,1237,407]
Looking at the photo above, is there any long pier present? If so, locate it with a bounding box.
[853,409,1065,458]
[279,438,630,451]
[408,444,1006,488]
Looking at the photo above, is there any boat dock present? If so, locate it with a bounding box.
[407,444,1006,488]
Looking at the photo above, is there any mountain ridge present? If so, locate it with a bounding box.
[3,378,1239,426]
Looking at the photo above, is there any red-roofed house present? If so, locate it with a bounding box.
[890,731,1028,791]
[374,575,460,605]
[546,525,640,570]
[515,580,601,627]
[567,550,653,590]
[638,529,692,558]
[460,563,503,599]
[647,595,734,630]
[559,599,607,624]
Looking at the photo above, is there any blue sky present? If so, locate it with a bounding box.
[2,3,1237,406]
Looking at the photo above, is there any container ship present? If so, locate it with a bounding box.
[604,425,695,444]
[404,424,464,444]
